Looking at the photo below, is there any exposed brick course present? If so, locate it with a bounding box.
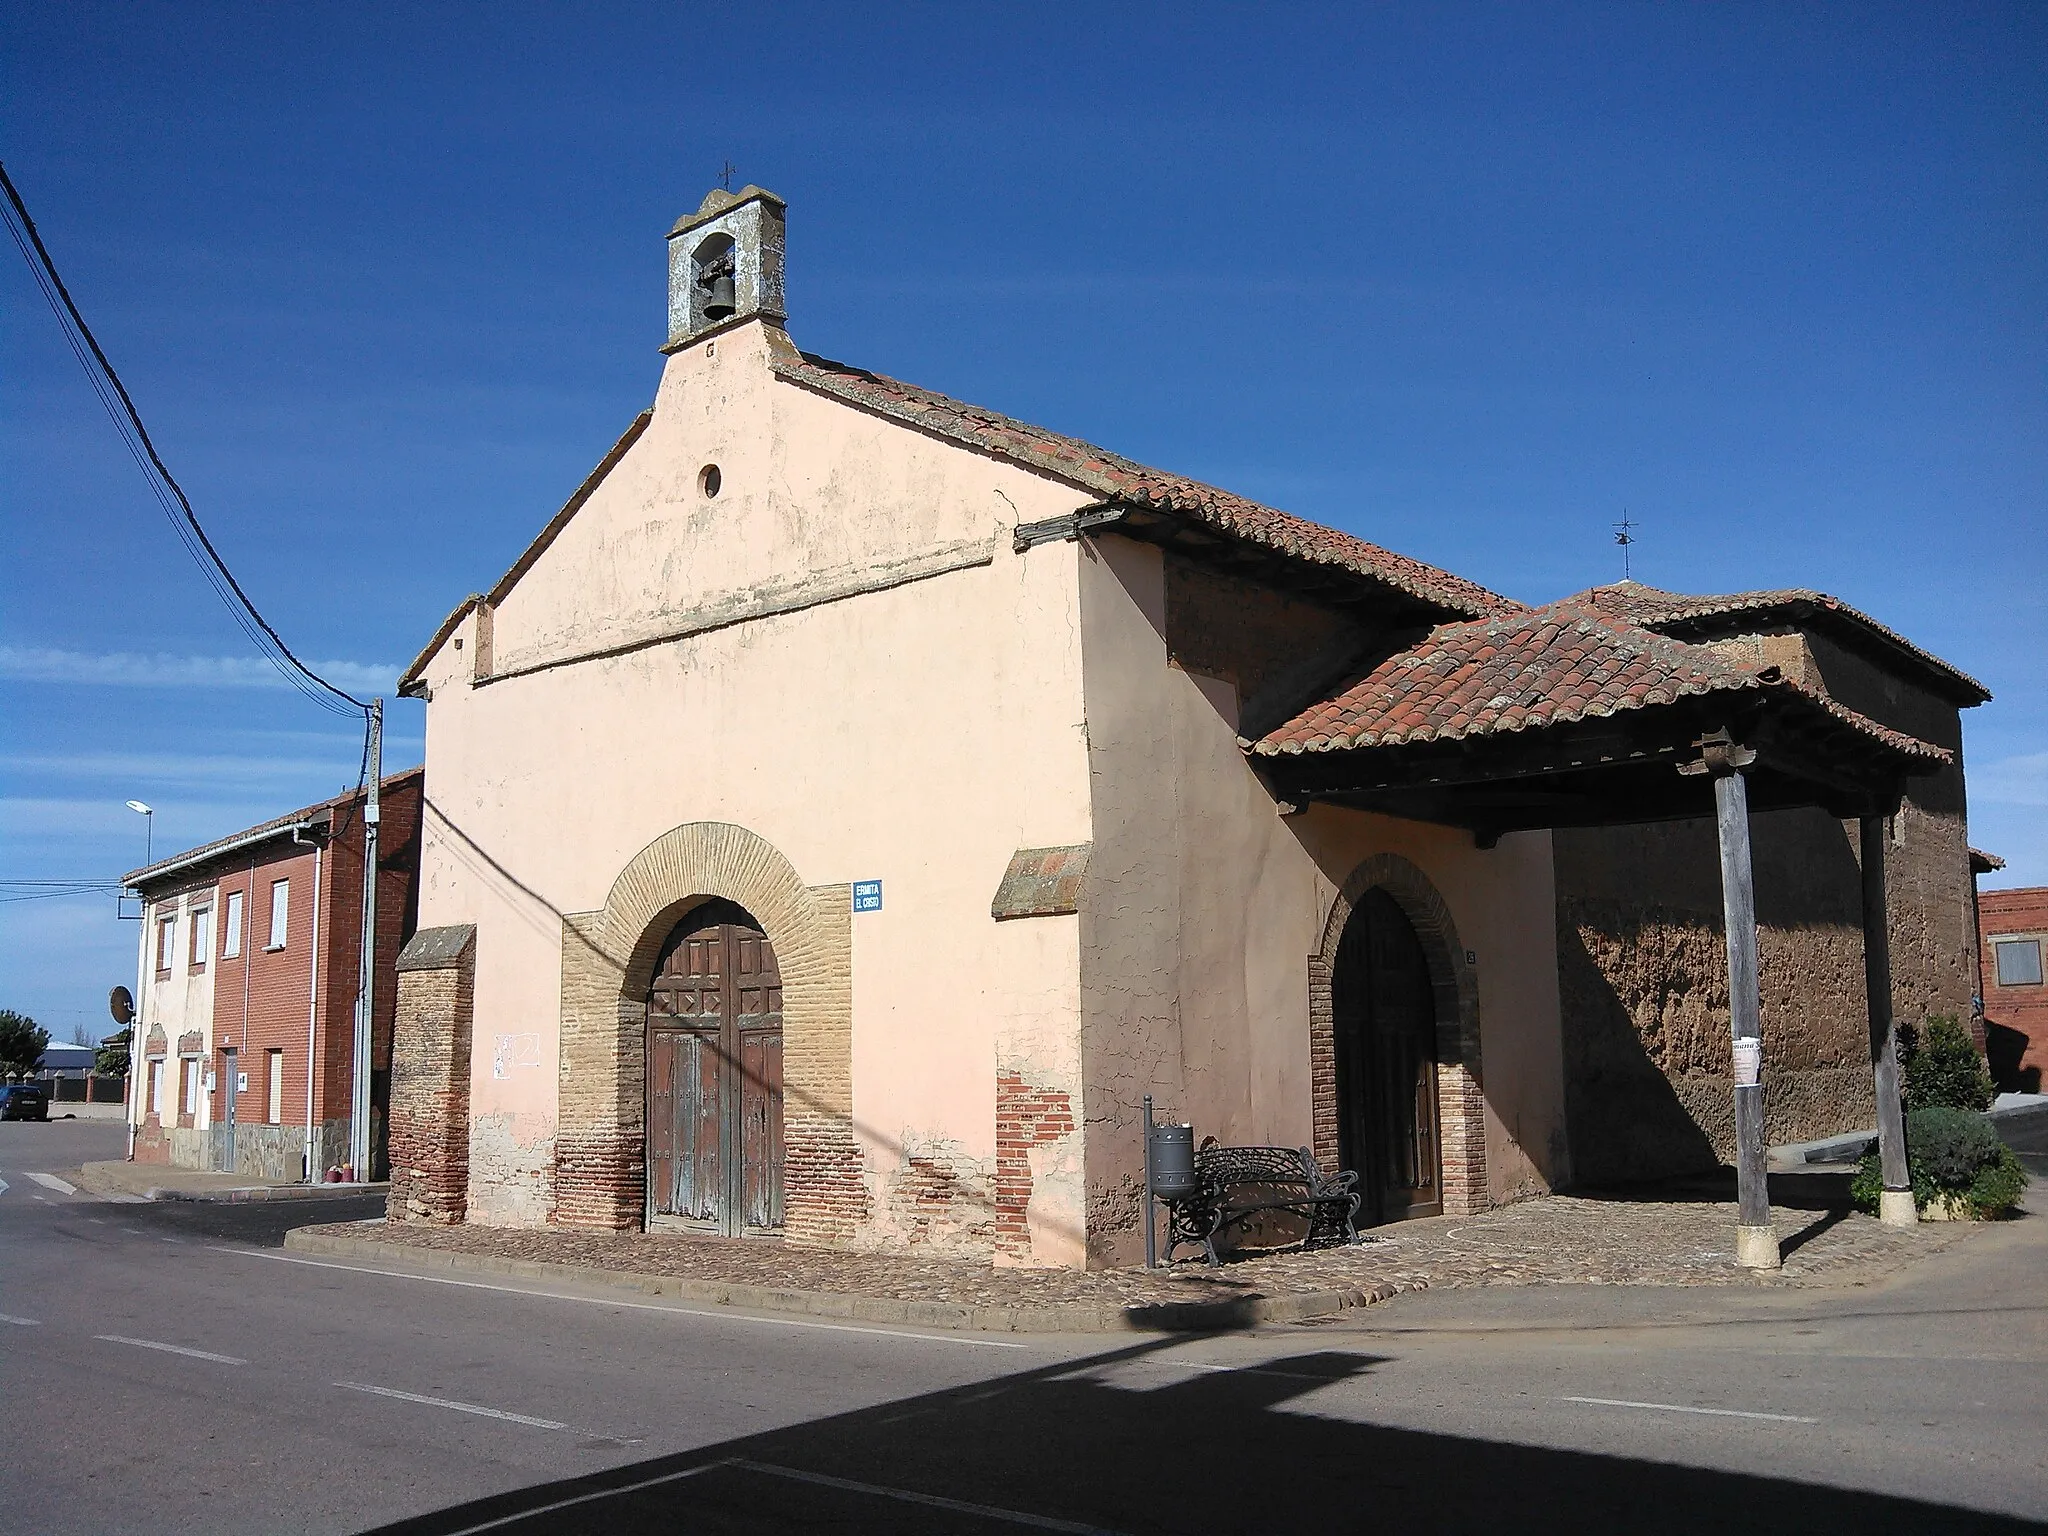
[1311,853,1490,1220]
[993,1071,1076,1258]
[386,925,475,1223]
[553,822,860,1243]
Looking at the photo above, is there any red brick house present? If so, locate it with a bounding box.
[123,770,422,1179]
[1979,885,2047,1095]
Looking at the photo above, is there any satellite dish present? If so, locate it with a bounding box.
[109,985,135,1026]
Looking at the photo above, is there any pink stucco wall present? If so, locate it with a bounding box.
[413,315,1567,1268]
[413,319,1095,1253]
[1072,536,1567,1266]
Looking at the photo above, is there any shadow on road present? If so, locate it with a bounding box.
[114,1190,386,1247]
[363,1333,2039,1535]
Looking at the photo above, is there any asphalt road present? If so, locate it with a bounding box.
[4,1119,2044,1534]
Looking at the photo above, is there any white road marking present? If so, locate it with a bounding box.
[0,1176,9,1196]
[217,1248,1033,1349]
[95,1334,247,1365]
[26,1171,77,1195]
[32,1195,48,1203]
[433,1459,733,1534]
[737,1460,1130,1534]
[334,1381,571,1430]
[1562,1395,1817,1423]
[0,1313,41,1326]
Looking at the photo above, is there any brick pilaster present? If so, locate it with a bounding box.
[385,925,475,1224]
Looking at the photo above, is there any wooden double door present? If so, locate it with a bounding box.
[645,900,784,1235]
[1332,887,1442,1225]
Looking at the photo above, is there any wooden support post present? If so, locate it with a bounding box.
[1861,816,1916,1227]
[1712,764,1780,1269]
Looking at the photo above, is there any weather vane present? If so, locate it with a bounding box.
[719,160,737,191]
[1613,514,1637,581]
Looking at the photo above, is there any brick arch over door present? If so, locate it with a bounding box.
[553,821,859,1243]
[1309,853,1488,1217]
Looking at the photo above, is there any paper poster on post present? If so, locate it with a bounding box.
[1732,1037,1762,1087]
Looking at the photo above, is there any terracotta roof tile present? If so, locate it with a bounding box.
[1569,582,1988,705]
[771,349,1522,621]
[1250,601,1949,767]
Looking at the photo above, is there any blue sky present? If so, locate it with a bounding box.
[4,2,2043,1041]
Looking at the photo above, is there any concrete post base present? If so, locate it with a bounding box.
[1879,1188,1919,1228]
[1736,1225,1782,1270]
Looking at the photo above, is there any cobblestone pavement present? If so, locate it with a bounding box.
[295,1190,1991,1313]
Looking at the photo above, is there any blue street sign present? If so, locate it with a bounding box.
[852,880,883,913]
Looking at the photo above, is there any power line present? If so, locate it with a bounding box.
[330,719,376,842]
[0,879,128,904]
[0,160,368,720]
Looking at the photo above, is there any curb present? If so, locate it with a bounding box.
[1780,1131,1877,1166]
[1773,1100,2048,1170]
[281,1228,1403,1334]
[155,1182,391,1205]
[1991,1098,2048,1132]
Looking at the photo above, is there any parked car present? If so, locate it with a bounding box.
[0,1082,51,1121]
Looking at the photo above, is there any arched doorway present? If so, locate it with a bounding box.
[645,899,783,1235]
[1332,887,1443,1224]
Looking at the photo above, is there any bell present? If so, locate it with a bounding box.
[703,271,737,321]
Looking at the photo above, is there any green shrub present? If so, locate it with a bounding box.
[1907,1105,2001,1184]
[1899,1015,1995,1113]
[1850,1153,1894,1213]
[1849,1104,2023,1218]
[1969,1147,2027,1217]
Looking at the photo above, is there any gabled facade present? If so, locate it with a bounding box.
[391,187,1981,1267]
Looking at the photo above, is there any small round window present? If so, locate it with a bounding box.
[699,464,722,498]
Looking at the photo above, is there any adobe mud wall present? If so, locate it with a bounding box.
[1556,621,1978,1185]
[1557,800,1974,1184]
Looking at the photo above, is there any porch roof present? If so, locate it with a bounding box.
[1247,602,1949,836]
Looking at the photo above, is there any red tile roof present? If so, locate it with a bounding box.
[1569,583,1988,705]
[1250,602,1948,767]
[123,767,424,888]
[771,348,1522,621]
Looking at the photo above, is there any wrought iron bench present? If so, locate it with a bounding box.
[1161,1145,1361,1265]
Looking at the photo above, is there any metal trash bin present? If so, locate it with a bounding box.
[1147,1122,1198,1201]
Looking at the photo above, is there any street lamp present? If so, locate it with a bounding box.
[126,800,153,865]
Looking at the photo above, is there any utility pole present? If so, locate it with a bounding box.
[1861,815,1916,1226]
[349,699,382,1182]
[1710,747,1779,1269]
[1686,728,1779,1268]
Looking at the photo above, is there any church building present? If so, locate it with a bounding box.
[388,187,1983,1268]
